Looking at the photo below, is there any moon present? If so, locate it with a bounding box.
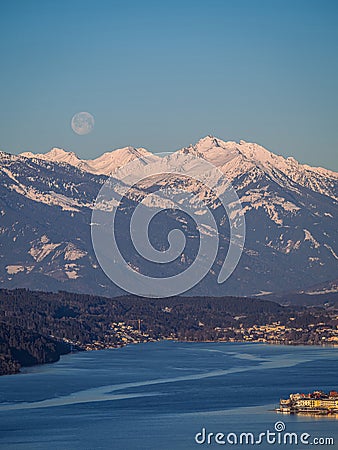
[71,112,95,135]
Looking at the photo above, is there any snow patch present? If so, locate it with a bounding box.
[29,239,61,262]
[64,263,80,279]
[64,243,87,261]
[324,244,338,260]
[303,229,320,248]
[6,265,25,275]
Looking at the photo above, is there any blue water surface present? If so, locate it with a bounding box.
[0,342,337,450]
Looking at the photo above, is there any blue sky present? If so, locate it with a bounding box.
[0,0,337,170]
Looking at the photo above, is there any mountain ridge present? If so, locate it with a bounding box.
[20,145,160,176]
[0,136,337,298]
[17,135,338,176]
[18,136,338,200]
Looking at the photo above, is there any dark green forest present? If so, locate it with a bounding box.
[0,289,336,375]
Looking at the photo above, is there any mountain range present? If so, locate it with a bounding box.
[0,136,337,299]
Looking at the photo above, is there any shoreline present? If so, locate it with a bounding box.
[1,288,337,377]
[7,338,338,378]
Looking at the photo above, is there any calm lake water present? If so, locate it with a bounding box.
[0,342,337,450]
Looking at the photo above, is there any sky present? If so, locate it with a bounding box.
[0,0,337,170]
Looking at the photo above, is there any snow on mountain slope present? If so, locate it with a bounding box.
[21,148,94,172]
[87,146,160,174]
[1,137,337,298]
[0,151,101,210]
[20,137,337,200]
[181,136,338,200]
[21,146,160,176]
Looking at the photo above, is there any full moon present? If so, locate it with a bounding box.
[71,112,95,135]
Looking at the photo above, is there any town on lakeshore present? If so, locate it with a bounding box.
[277,391,338,416]
[0,289,337,375]
[82,318,338,352]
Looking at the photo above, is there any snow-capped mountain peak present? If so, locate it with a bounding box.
[177,136,338,200]
[1,136,337,298]
[195,135,223,149]
[192,137,280,167]
[20,145,160,176]
[21,147,83,167]
[45,147,77,160]
[22,147,71,159]
[86,146,160,175]
[18,137,338,199]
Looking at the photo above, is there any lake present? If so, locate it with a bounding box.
[0,342,337,449]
